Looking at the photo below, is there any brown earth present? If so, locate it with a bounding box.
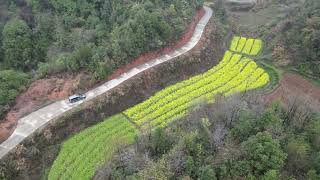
[0,9,206,143]
[0,73,93,143]
[264,73,320,113]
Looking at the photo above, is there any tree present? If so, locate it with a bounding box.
[26,0,41,10]
[286,138,311,172]
[306,169,319,180]
[50,0,77,14]
[241,132,287,175]
[0,70,29,118]
[307,118,320,150]
[138,159,173,180]
[2,19,33,70]
[313,152,320,172]
[231,114,255,142]
[33,13,55,64]
[231,111,282,142]
[199,165,217,180]
[0,22,4,63]
[213,0,227,22]
[150,128,173,158]
[186,156,196,176]
[262,170,279,180]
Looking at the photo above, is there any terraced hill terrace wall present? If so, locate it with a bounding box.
[0,17,228,180]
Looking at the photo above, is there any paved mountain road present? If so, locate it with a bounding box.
[0,7,213,159]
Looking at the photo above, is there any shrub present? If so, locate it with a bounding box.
[0,70,29,118]
[241,132,287,175]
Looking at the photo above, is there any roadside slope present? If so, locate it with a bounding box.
[0,7,213,160]
[0,8,206,143]
[0,6,228,179]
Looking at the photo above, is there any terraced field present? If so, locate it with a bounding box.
[49,37,268,180]
[124,50,269,129]
[48,115,138,180]
[230,36,263,55]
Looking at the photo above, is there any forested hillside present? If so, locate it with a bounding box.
[100,95,320,180]
[259,0,320,78]
[0,0,203,119]
[0,1,319,180]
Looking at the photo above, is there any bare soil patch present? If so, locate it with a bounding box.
[264,73,320,113]
[0,73,93,142]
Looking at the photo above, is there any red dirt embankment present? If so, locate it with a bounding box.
[0,8,205,143]
[264,73,320,112]
[0,73,93,142]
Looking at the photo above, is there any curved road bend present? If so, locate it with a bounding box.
[0,7,213,159]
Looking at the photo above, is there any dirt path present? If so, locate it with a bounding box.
[264,73,320,112]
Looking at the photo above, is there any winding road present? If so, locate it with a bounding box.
[0,7,212,159]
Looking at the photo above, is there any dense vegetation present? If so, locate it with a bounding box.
[100,95,320,180]
[0,70,29,119]
[0,0,203,119]
[261,0,320,78]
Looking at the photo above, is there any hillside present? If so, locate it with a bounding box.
[49,37,269,179]
[0,0,319,180]
[98,94,320,180]
[0,0,204,142]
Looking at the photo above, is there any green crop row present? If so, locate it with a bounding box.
[125,52,243,125]
[124,50,235,119]
[230,36,263,56]
[50,37,269,180]
[125,52,269,129]
[48,114,138,180]
[140,59,254,128]
[148,60,268,129]
[250,39,263,55]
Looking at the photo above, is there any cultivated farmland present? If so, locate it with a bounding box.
[49,37,269,180]
[124,51,269,129]
[230,36,263,55]
[48,115,138,180]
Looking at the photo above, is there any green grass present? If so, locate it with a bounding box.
[48,114,138,180]
[231,4,286,33]
[257,61,280,92]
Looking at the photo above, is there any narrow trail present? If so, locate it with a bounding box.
[0,7,213,159]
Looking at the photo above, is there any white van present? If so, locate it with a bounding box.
[68,94,86,103]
